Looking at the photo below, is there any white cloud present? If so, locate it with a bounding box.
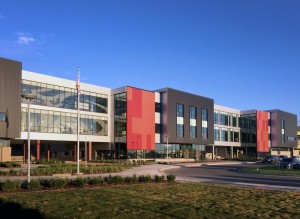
[17,33,35,45]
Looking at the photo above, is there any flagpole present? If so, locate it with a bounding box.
[76,67,80,174]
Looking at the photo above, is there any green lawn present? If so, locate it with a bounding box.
[246,166,300,175]
[1,183,300,219]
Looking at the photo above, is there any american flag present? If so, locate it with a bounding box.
[76,67,80,96]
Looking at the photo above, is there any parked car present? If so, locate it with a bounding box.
[279,157,300,169]
[262,155,280,164]
[279,155,288,161]
[292,162,300,169]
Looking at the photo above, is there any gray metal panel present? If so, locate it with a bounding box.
[269,109,297,148]
[0,58,22,138]
[159,88,214,145]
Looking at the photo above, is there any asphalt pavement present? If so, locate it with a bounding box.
[0,161,248,182]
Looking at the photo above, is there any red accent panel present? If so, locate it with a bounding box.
[256,111,269,152]
[127,87,155,150]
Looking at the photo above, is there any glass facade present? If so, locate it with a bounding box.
[214,110,239,127]
[240,113,256,143]
[21,108,108,135]
[114,93,127,137]
[22,80,108,113]
[214,127,239,142]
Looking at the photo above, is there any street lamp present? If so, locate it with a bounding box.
[81,129,88,167]
[21,93,36,183]
[165,135,169,159]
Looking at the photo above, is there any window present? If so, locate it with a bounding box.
[214,111,219,124]
[177,124,184,137]
[190,126,197,138]
[202,109,208,121]
[176,104,184,137]
[155,124,161,134]
[189,107,197,138]
[190,107,196,119]
[232,115,237,127]
[0,112,6,122]
[287,136,296,141]
[155,103,161,113]
[201,109,208,139]
[176,104,184,117]
[21,79,108,113]
[281,119,285,143]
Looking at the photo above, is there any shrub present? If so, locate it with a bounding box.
[138,175,152,183]
[111,175,124,184]
[0,180,20,192]
[104,175,113,184]
[72,177,88,187]
[46,178,68,189]
[167,174,176,182]
[0,162,21,168]
[125,174,138,184]
[21,180,41,191]
[154,175,165,183]
[88,177,104,185]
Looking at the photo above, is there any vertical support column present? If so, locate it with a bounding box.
[231,146,233,159]
[47,146,50,161]
[36,140,41,161]
[74,144,77,162]
[88,141,92,161]
[23,141,26,164]
[212,145,215,160]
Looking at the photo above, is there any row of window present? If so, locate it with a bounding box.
[214,128,240,142]
[21,108,108,136]
[22,80,108,113]
[176,104,208,139]
[214,111,239,127]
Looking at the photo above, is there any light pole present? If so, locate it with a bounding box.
[21,93,36,183]
[165,135,169,159]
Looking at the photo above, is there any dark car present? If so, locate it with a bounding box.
[279,155,288,161]
[279,157,300,169]
[262,155,280,164]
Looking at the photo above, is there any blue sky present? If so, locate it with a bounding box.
[1,0,299,124]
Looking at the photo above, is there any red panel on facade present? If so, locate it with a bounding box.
[256,110,269,153]
[127,87,155,150]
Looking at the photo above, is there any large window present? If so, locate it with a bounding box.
[21,108,108,136]
[22,80,108,113]
[281,119,285,143]
[0,112,6,122]
[114,92,127,137]
[201,109,208,139]
[189,106,197,138]
[176,103,184,137]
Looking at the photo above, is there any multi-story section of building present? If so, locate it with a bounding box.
[155,88,214,160]
[213,105,241,160]
[0,57,298,162]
